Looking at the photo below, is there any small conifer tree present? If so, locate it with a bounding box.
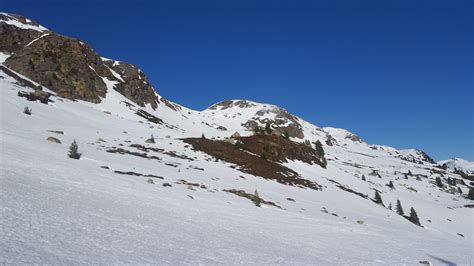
[388,202,392,210]
[68,140,81,159]
[435,176,443,188]
[457,187,462,194]
[361,175,366,181]
[314,140,325,158]
[253,189,262,207]
[396,200,404,216]
[409,207,421,226]
[145,134,156,143]
[265,122,272,134]
[24,106,32,115]
[468,187,474,200]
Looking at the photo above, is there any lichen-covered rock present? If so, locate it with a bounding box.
[103,60,159,109]
[1,13,167,110]
[5,34,111,103]
[0,13,48,53]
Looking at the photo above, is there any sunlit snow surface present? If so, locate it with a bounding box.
[0,13,48,32]
[0,66,472,265]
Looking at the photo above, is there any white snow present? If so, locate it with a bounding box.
[24,33,50,47]
[0,13,48,32]
[0,52,11,63]
[438,158,474,175]
[0,66,472,265]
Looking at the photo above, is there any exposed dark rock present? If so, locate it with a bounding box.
[1,15,172,110]
[0,65,36,88]
[17,88,52,104]
[47,130,64,135]
[209,100,256,110]
[183,136,321,190]
[223,189,281,208]
[114,170,164,179]
[103,60,159,109]
[46,136,61,144]
[136,109,163,124]
[0,13,47,53]
[5,34,114,102]
[345,133,362,142]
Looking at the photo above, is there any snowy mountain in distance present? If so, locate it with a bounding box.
[437,158,474,176]
[1,13,473,265]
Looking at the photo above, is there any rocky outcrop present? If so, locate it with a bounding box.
[1,13,165,109]
[0,13,48,53]
[209,100,257,110]
[103,60,158,109]
[4,34,111,103]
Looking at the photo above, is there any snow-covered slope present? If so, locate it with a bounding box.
[1,14,473,265]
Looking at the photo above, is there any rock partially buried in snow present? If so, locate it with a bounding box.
[46,136,61,144]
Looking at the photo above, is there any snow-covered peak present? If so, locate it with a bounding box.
[0,13,48,32]
[437,157,474,175]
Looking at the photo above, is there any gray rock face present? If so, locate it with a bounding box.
[209,100,257,110]
[0,13,47,53]
[5,34,110,103]
[47,136,61,144]
[257,107,304,139]
[1,13,165,109]
[103,60,158,109]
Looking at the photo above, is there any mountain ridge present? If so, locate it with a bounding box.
[1,12,472,264]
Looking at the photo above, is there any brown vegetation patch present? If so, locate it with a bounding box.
[183,137,320,190]
[237,134,325,167]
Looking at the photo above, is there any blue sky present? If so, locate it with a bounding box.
[3,0,473,160]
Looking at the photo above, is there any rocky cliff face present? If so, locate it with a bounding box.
[0,13,48,53]
[5,34,110,102]
[103,60,158,109]
[0,13,161,108]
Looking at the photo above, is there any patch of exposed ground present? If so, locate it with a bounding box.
[327,178,368,199]
[223,189,281,208]
[106,147,162,161]
[237,134,325,167]
[183,137,320,190]
[113,170,164,179]
[130,144,194,161]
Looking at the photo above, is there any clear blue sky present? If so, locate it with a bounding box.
[3,0,473,160]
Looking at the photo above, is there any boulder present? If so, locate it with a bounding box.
[47,136,61,144]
